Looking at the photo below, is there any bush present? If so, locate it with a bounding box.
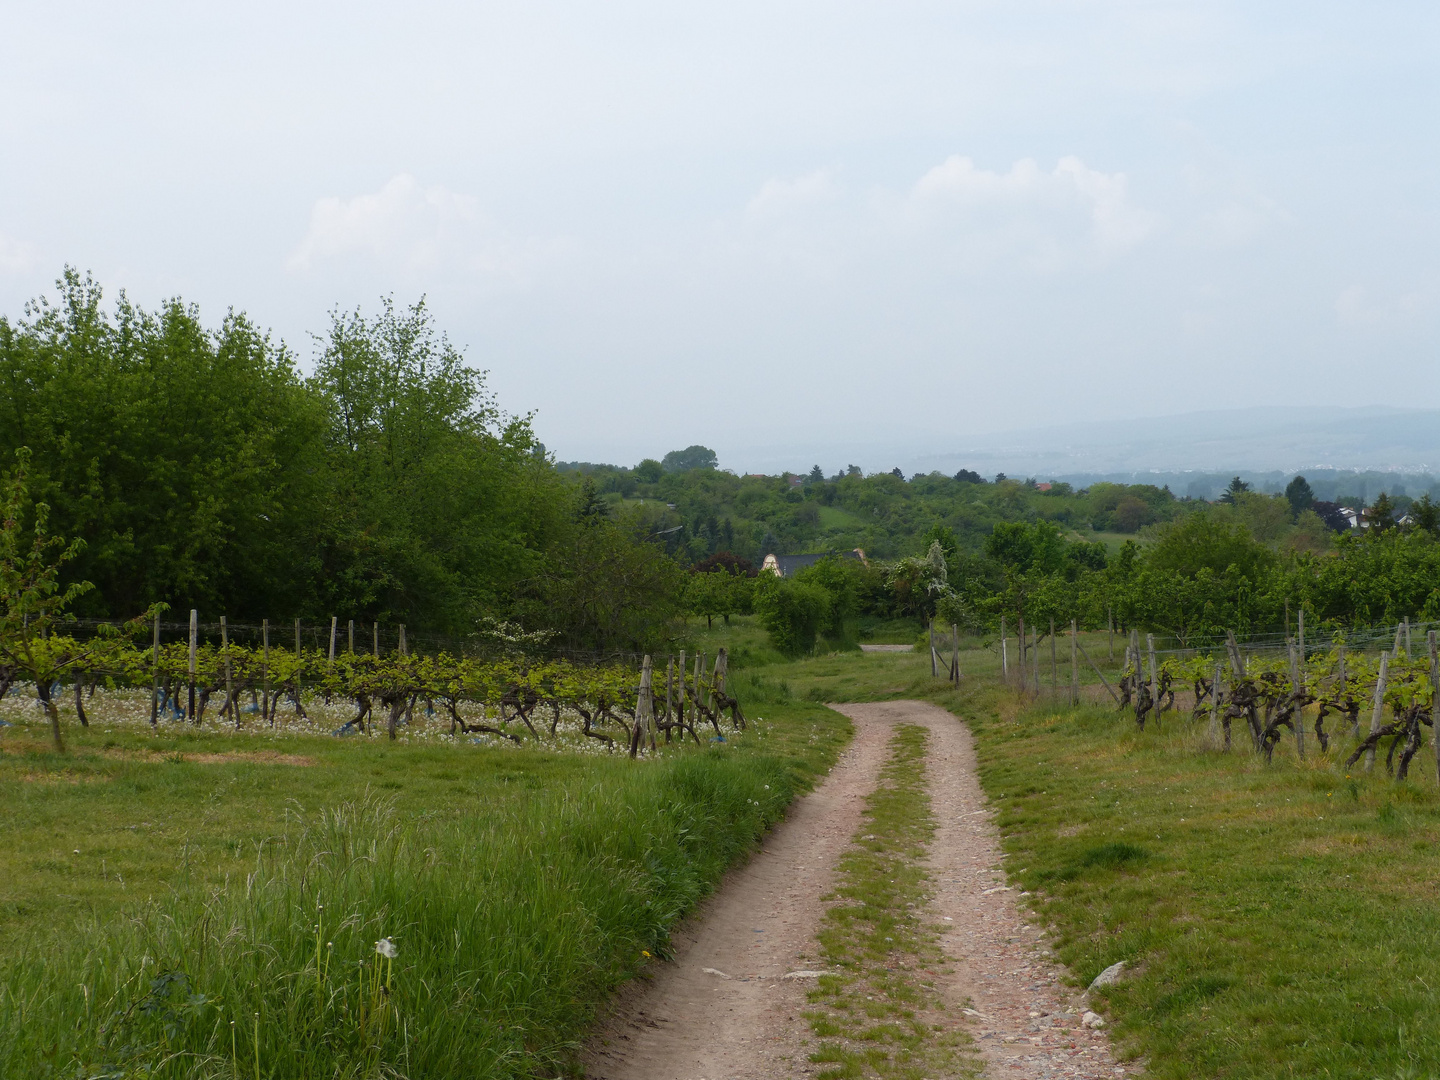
[754,576,832,656]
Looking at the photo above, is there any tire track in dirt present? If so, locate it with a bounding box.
[583,701,1134,1080]
[581,709,892,1079]
[835,701,1133,1080]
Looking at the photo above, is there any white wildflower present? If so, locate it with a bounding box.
[374,937,398,959]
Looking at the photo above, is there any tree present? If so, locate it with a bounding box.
[1144,513,1274,581]
[1284,475,1315,517]
[754,574,832,656]
[1219,476,1251,504]
[954,469,984,484]
[1368,492,1397,532]
[660,445,718,473]
[807,465,824,483]
[891,467,904,480]
[633,458,663,483]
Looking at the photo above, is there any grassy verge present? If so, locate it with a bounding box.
[802,723,979,1080]
[740,637,1440,1078]
[0,701,849,1078]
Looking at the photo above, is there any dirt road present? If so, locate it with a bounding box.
[581,701,1132,1080]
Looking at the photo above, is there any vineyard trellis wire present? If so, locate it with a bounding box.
[0,609,746,756]
[990,614,1440,784]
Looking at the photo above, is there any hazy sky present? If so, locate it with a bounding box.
[2,3,1437,472]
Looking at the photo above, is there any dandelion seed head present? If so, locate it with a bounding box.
[375,937,398,959]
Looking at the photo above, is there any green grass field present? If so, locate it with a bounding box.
[738,622,1440,1079]
[0,698,849,1078]
[12,614,1440,1079]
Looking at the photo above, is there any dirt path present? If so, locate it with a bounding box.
[583,701,1133,1080]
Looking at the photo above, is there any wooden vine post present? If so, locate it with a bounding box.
[630,655,655,759]
[399,624,407,656]
[262,619,271,725]
[951,622,960,686]
[221,615,235,729]
[187,609,198,723]
[1000,615,1008,683]
[328,617,337,665]
[1288,638,1304,760]
[1146,633,1158,724]
[149,610,160,729]
[373,622,379,656]
[1364,651,1390,772]
[1050,619,1057,696]
[677,650,687,727]
[1070,619,1078,705]
[1209,660,1223,745]
[1430,630,1439,785]
[348,619,354,654]
[294,618,303,710]
[1017,616,1026,691]
[928,619,937,677]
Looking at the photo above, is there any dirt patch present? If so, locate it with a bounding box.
[860,643,914,653]
[581,708,892,1079]
[836,701,1134,1079]
[17,771,111,784]
[103,749,316,766]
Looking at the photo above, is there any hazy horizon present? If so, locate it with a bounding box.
[4,4,1437,469]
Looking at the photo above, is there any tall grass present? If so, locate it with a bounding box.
[1,750,794,1079]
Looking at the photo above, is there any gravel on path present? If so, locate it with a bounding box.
[582,700,1135,1080]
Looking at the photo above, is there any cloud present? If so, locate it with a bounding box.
[1336,282,1439,329]
[286,174,565,282]
[745,169,838,218]
[909,154,1159,256]
[0,230,36,275]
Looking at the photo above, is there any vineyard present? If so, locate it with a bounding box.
[997,615,1440,780]
[0,612,745,756]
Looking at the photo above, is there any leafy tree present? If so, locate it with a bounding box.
[1145,513,1274,580]
[1285,475,1315,517]
[633,458,663,483]
[794,556,863,642]
[753,574,831,656]
[1368,492,1397,532]
[954,468,984,484]
[1219,476,1251,504]
[807,465,824,482]
[660,445,718,472]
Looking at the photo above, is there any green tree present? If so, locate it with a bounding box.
[1368,492,1397,532]
[1285,475,1315,517]
[1219,476,1251,504]
[754,575,831,656]
[661,445,718,472]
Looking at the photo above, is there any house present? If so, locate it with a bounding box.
[761,549,867,577]
[1338,507,1361,530]
[1035,482,1052,492]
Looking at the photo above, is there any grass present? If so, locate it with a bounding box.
[744,629,1440,1078]
[802,723,979,1079]
[0,700,851,1078]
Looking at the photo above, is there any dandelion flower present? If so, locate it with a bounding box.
[375,937,398,959]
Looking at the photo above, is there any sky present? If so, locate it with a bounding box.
[2,2,1437,474]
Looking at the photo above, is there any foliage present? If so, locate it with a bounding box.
[753,575,833,657]
[0,272,684,648]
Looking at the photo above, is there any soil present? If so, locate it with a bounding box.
[581,700,1135,1080]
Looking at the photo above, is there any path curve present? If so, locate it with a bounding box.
[582,701,1132,1080]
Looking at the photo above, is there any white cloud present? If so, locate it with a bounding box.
[1336,282,1439,328]
[909,154,1159,256]
[0,230,35,275]
[286,174,565,282]
[745,169,837,218]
